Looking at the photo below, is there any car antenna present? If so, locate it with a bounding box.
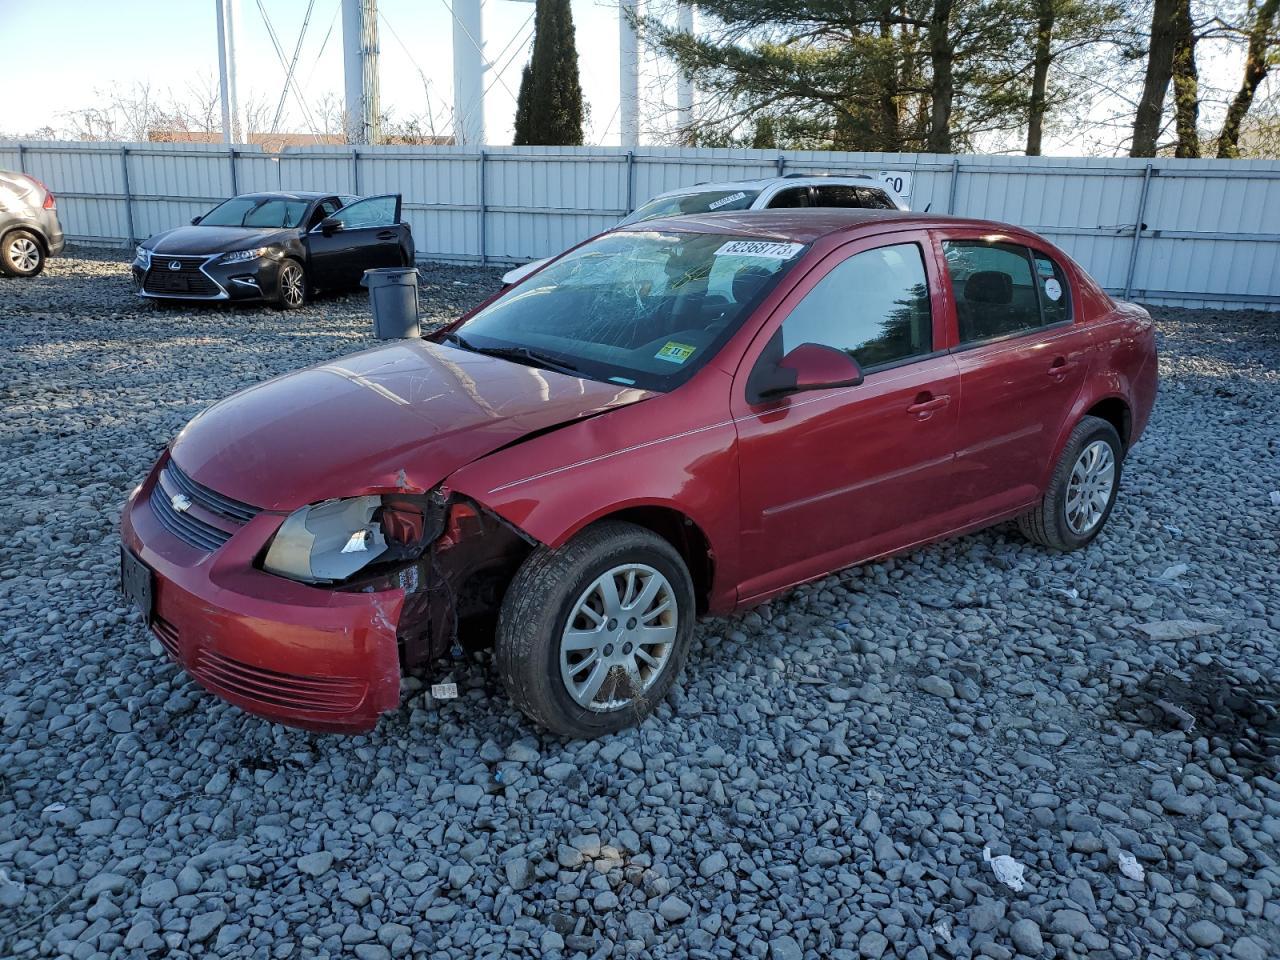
[923,202,933,213]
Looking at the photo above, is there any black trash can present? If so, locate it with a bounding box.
[361,266,421,339]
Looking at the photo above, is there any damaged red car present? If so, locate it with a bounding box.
[119,209,1158,737]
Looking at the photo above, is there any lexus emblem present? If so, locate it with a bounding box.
[171,493,192,513]
[168,260,183,271]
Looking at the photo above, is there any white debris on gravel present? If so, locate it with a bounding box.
[2,250,1280,959]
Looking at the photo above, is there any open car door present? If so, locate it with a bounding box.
[306,194,408,288]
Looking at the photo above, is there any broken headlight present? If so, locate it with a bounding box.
[262,494,440,585]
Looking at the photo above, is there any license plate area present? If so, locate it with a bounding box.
[120,548,153,623]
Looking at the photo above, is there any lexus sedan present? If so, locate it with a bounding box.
[120,209,1157,738]
[131,191,414,308]
[0,169,64,277]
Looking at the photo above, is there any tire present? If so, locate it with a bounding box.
[1017,415,1123,551]
[1,230,46,278]
[274,259,306,309]
[495,521,695,738]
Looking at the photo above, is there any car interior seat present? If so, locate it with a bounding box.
[959,270,1013,342]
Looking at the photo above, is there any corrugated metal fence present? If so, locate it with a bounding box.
[3,140,1278,308]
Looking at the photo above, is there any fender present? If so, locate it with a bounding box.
[1038,306,1155,488]
[446,368,743,614]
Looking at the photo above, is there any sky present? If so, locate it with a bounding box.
[0,0,1255,154]
[0,0,638,145]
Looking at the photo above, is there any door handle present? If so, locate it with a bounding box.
[907,394,951,417]
[376,231,397,240]
[1048,356,1077,376]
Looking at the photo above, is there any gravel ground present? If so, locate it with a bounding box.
[1,249,1278,960]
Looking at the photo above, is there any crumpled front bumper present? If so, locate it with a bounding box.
[119,467,404,733]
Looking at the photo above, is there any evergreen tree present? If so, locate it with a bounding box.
[513,0,586,146]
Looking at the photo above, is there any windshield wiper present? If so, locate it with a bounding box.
[440,332,583,377]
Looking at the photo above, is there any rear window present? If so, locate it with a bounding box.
[943,241,1070,344]
[620,189,761,225]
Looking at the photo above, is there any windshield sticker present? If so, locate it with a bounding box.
[708,191,748,210]
[1036,259,1055,276]
[715,240,804,260]
[655,341,696,364]
[1044,278,1063,301]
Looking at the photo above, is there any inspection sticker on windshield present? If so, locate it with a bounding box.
[655,341,696,364]
[708,191,748,210]
[715,240,804,260]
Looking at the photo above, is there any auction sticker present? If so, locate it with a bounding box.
[1044,278,1063,301]
[655,341,696,364]
[708,191,748,210]
[715,240,804,260]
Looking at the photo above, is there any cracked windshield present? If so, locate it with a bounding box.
[446,231,807,390]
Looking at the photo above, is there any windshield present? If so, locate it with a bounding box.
[446,230,807,391]
[199,197,309,228]
[618,189,761,226]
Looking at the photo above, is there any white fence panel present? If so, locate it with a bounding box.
[3,140,1278,308]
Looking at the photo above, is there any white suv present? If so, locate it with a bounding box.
[502,174,908,286]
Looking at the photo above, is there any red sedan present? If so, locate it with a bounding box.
[119,210,1158,737]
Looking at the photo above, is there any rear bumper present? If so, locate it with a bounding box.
[119,465,404,733]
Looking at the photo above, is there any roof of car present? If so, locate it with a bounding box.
[652,174,882,198]
[616,208,1014,244]
[234,191,332,201]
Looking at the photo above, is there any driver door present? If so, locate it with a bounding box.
[305,194,403,287]
[732,232,961,603]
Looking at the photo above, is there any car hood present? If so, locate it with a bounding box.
[145,225,295,255]
[169,340,651,512]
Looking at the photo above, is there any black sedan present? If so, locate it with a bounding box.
[131,191,414,308]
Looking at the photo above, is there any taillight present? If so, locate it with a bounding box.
[25,175,55,209]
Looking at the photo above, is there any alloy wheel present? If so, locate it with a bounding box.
[9,237,40,273]
[559,563,677,712]
[1065,439,1116,534]
[280,263,305,306]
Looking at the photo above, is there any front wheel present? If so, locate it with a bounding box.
[274,259,306,309]
[1017,415,1123,551]
[495,521,695,738]
[1,230,45,277]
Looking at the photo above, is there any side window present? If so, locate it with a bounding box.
[767,187,813,209]
[943,241,1046,345]
[778,243,933,369]
[336,195,397,229]
[1031,250,1071,325]
[812,184,895,210]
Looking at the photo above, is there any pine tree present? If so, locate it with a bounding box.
[512,0,585,146]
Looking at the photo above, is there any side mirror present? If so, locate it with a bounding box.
[747,342,863,404]
[320,217,343,236]
[190,215,202,225]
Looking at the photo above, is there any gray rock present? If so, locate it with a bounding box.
[188,910,226,943]
[1010,918,1043,955]
[917,675,955,699]
[659,895,692,922]
[297,851,334,877]
[1187,920,1223,947]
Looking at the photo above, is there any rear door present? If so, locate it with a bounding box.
[305,194,403,286]
[936,231,1091,519]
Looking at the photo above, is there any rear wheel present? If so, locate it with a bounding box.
[1017,415,1123,551]
[495,521,695,737]
[1,230,45,277]
[275,259,306,309]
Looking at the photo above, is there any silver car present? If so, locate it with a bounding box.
[0,169,65,277]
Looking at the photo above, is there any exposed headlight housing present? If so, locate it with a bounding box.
[135,245,151,268]
[263,494,443,585]
[221,246,271,264]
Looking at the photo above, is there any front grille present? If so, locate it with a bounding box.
[149,463,261,552]
[161,462,260,523]
[152,617,181,661]
[191,649,367,715]
[142,256,220,296]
